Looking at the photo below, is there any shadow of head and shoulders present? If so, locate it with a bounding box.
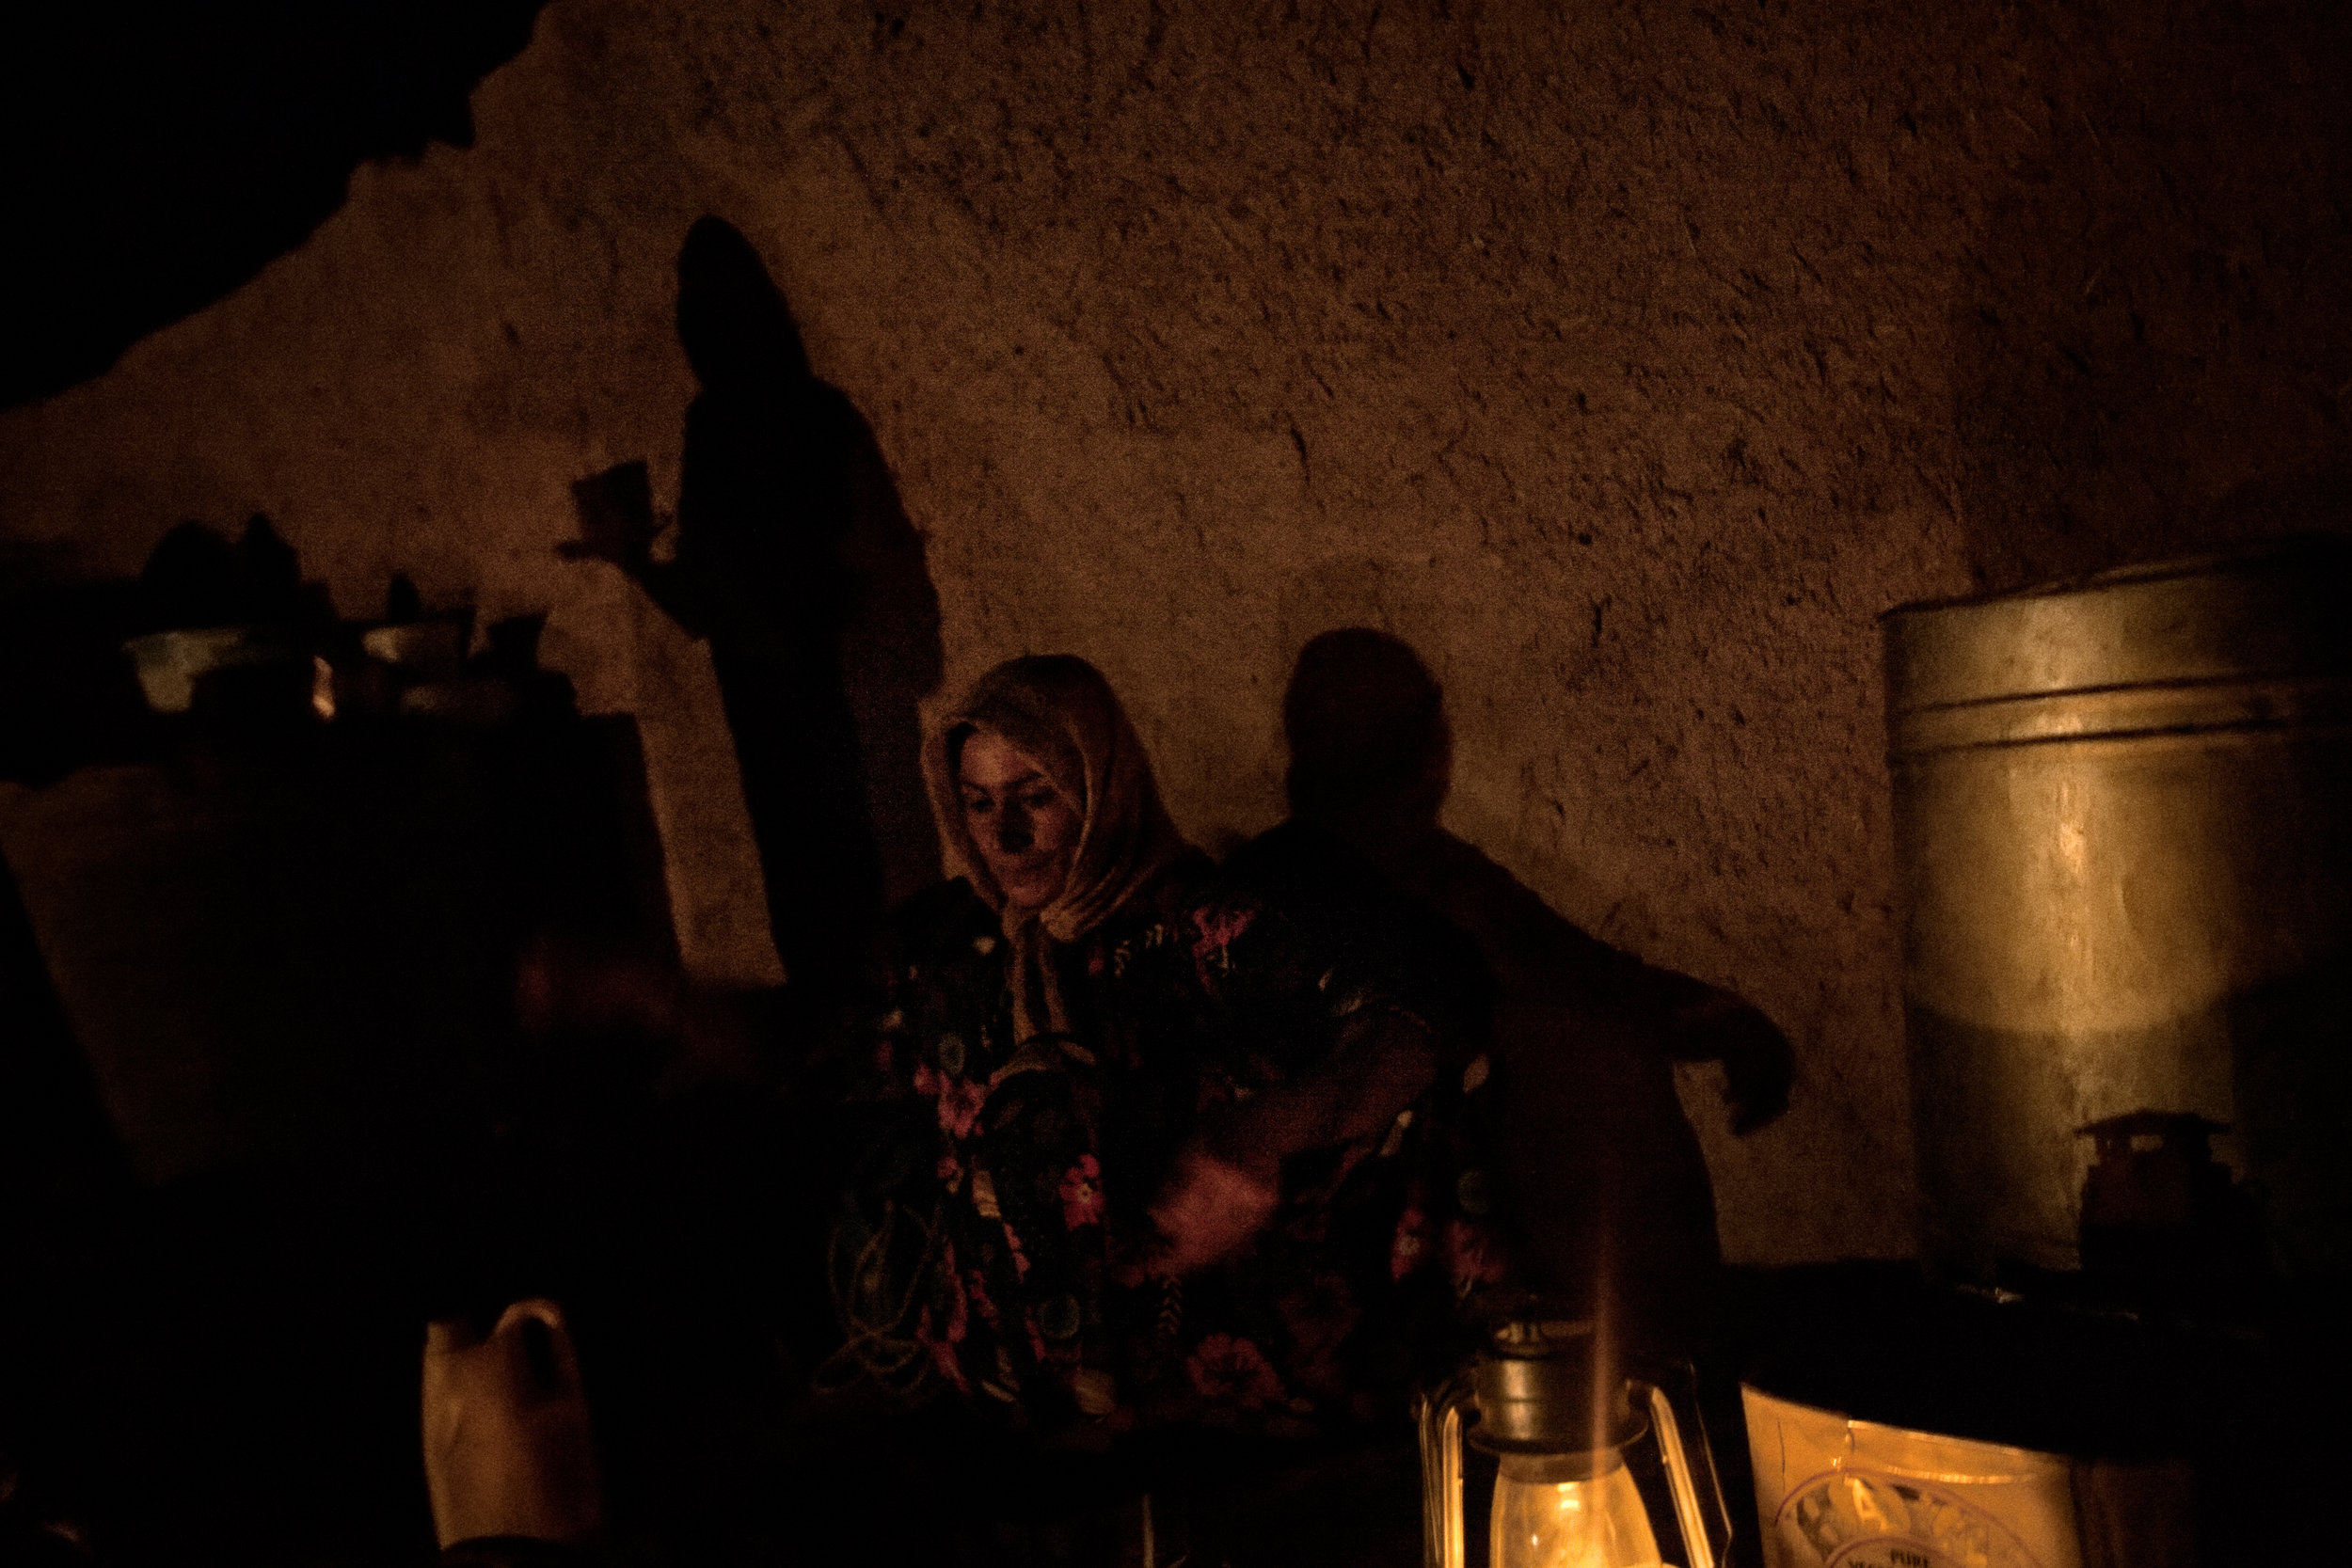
[669,218,877,626]
[1226,628,1642,1020]
[1230,630,1804,1331]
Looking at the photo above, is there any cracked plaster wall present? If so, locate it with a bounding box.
[5,0,2347,1263]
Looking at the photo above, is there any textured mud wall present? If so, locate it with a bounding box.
[5,0,2347,1262]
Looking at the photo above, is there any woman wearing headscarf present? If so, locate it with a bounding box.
[828,655,1508,1451]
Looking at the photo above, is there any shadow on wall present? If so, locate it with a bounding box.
[4,3,549,404]
[570,217,944,1006]
[1945,3,2352,590]
[1227,629,1795,1355]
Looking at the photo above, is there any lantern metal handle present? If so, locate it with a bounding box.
[1418,1359,1732,1568]
[1645,1378,1719,1568]
[1416,1369,1476,1568]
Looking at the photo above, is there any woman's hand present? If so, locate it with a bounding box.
[1145,1018,1438,1276]
[1146,1146,1279,1277]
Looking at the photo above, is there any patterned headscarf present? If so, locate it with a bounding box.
[923,655,1190,1041]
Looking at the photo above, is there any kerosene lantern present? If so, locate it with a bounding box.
[1419,1317,1731,1568]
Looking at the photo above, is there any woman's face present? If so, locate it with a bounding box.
[958,731,1083,911]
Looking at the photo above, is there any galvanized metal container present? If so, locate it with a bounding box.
[1885,539,2352,1285]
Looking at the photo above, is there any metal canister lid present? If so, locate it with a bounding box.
[1883,536,2352,755]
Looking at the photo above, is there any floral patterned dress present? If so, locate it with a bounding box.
[830,851,1510,1439]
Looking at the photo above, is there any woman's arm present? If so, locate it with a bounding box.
[1212,1009,1438,1179]
[1148,1010,1438,1275]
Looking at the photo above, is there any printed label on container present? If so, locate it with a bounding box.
[1777,1468,2044,1568]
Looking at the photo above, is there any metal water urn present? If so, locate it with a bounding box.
[1884,538,2352,1288]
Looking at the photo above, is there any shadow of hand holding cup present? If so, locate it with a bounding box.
[421,1300,603,1551]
